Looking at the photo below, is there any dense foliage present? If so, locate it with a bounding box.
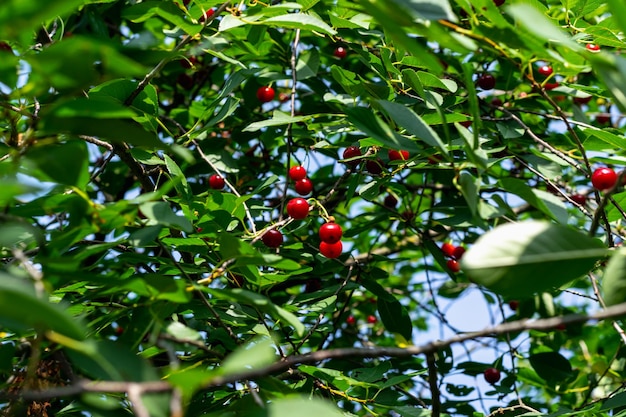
[3,0,626,416]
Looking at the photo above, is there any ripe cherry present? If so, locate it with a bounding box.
[319,222,343,244]
[209,174,225,190]
[180,56,198,69]
[574,95,592,105]
[586,43,600,52]
[596,113,611,125]
[570,193,587,206]
[366,159,384,175]
[591,167,617,191]
[508,300,519,311]
[388,149,410,161]
[256,86,275,103]
[452,246,466,260]
[384,194,398,208]
[544,82,559,90]
[538,65,553,76]
[287,198,309,219]
[343,146,362,167]
[493,0,505,5]
[447,259,461,273]
[477,74,496,90]
[177,73,194,90]
[334,46,347,59]
[199,8,214,22]
[441,242,456,258]
[366,315,377,324]
[320,240,343,258]
[0,42,13,54]
[262,229,283,248]
[346,315,356,325]
[289,165,307,181]
[294,178,313,196]
[484,367,501,384]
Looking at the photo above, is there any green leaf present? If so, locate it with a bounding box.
[506,3,580,50]
[390,0,456,21]
[461,221,607,298]
[164,155,192,200]
[90,79,159,116]
[377,297,413,341]
[602,247,626,306]
[0,273,86,340]
[219,336,277,376]
[264,14,337,36]
[24,140,90,188]
[377,100,449,156]
[0,0,84,42]
[345,107,420,153]
[267,396,345,417]
[529,351,573,382]
[139,201,193,233]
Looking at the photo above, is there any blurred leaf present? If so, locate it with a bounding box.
[602,247,626,306]
[267,396,345,417]
[0,0,84,42]
[529,351,573,382]
[377,297,413,341]
[461,221,606,298]
[264,13,337,36]
[0,273,86,340]
[219,336,277,376]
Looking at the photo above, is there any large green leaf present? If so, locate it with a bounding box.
[602,247,626,306]
[24,140,90,188]
[219,336,277,376]
[461,221,606,298]
[529,351,573,383]
[377,297,412,341]
[267,396,345,417]
[0,273,86,340]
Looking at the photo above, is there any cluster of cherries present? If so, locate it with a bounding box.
[342,146,411,176]
[441,242,465,273]
[262,166,344,259]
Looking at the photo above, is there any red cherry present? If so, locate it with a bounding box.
[484,367,501,384]
[209,174,225,190]
[334,46,347,59]
[460,119,472,128]
[0,42,13,54]
[586,43,600,52]
[366,315,377,324]
[388,149,410,161]
[180,56,198,69]
[493,0,505,5]
[262,229,283,248]
[319,222,343,244]
[384,194,398,208]
[278,92,290,102]
[570,193,587,206]
[508,300,519,311]
[452,245,466,260]
[555,323,567,331]
[346,315,356,325]
[538,65,553,76]
[200,8,215,22]
[447,259,461,273]
[115,326,124,336]
[319,240,343,258]
[591,167,617,191]
[477,74,496,90]
[365,159,384,175]
[257,86,275,103]
[289,165,307,181]
[287,198,309,219]
[294,178,313,195]
[544,82,559,90]
[441,242,456,258]
[573,95,592,105]
[343,146,362,167]
[596,113,611,125]
[491,97,503,107]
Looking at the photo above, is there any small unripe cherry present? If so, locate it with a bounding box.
[319,240,342,258]
[286,198,309,219]
[262,229,283,248]
[209,174,225,190]
[294,178,313,196]
[289,165,307,181]
[319,222,343,244]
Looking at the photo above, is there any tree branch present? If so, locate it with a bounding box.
[10,301,626,402]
